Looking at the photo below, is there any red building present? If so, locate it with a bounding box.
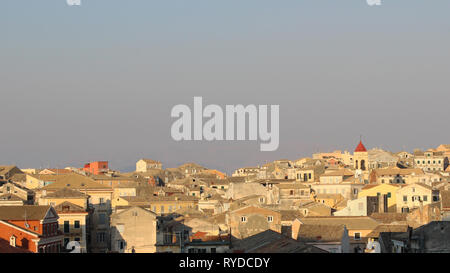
[0,205,63,253]
[83,161,109,175]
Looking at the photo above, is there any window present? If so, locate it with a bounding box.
[74,221,80,229]
[290,190,294,195]
[354,233,361,240]
[10,236,16,247]
[116,224,124,233]
[64,221,70,233]
[211,248,216,253]
[403,195,407,202]
[97,232,105,243]
[118,240,124,250]
[423,195,428,202]
[241,216,247,222]
[99,214,106,225]
[75,237,80,242]
[387,192,391,198]
[267,216,273,222]
[64,238,70,247]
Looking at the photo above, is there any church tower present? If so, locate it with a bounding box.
[353,140,368,171]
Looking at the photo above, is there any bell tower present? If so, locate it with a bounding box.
[354,139,368,171]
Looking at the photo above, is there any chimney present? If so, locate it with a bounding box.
[378,194,385,213]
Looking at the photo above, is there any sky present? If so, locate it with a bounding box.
[1,0,450,174]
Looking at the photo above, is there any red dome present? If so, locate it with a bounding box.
[354,141,367,152]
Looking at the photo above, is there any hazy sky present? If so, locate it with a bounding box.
[1,0,450,174]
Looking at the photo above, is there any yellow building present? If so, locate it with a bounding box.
[111,186,137,208]
[369,167,425,184]
[55,202,89,253]
[116,194,199,215]
[39,188,87,207]
[40,174,113,253]
[396,183,440,213]
[136,159,163,172]
[313,193,345,209]
[312,150,354,166]
[294,166,324,182]
[358,183,400,212]
[38,188,90,252]
[25,174,59,189]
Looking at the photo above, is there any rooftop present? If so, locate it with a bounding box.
[0,205,53,221]
[354,141,367,153]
